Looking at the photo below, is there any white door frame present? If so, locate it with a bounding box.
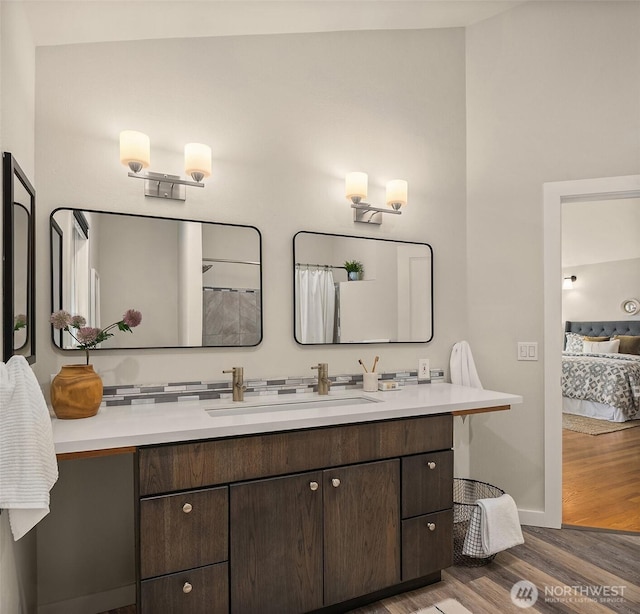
[543,174,640,528]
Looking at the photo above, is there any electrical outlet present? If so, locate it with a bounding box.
[418,358,430,379]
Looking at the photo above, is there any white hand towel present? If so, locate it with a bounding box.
[449,341,483,389]
[478,493,524,555]
[0,356,58,540]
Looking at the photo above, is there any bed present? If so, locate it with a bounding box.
[563,320,640,422]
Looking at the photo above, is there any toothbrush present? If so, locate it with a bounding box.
[371,356,379,373]
[358,359,368,373]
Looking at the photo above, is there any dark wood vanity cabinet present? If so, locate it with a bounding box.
[230,471,324,614]
[136,414,453,614]
[322,460,401,605]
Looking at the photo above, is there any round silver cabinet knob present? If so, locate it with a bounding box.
[309,481,319,491]
[427,522,436,531]
[182,503,193,514]
[427,461,436,469]
[183,582,193,594]
[331,478,341,488]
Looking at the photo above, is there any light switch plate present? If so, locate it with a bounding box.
[517,342,538,361]
[419,358,430,379]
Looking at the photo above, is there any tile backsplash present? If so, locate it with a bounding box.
[101,369,430,407]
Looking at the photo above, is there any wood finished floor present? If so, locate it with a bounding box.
[104,526,639,614]
[562,424,640,532]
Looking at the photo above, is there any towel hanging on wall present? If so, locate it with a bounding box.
[0,356,59,540]
[450,340,483,389]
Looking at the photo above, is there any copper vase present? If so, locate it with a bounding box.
[51,364,103,419]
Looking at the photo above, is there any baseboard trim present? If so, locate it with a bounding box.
[38,584,135,614]
[518,508,561,529]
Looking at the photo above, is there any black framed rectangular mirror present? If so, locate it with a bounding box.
[3,152,36,364]
[50,208,262,350]
[293,231,433,344]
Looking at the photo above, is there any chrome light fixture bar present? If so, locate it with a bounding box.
[345,172,408,225]
[120,131,211,201]
[127,170,203,201]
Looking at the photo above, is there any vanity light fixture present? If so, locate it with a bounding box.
[120,131,212,201]
[562,275,577,290]
[345,172,408,225]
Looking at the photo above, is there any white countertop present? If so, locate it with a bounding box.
[51,383,522,455]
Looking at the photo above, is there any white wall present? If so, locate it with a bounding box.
[562,198,640,267]
[0,3,38,612]
[562,258,640,322]
[466,1,640,521]
[34,28,468,609]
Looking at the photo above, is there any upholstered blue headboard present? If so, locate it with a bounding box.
[564,320,640,338]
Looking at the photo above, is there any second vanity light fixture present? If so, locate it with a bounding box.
[345,172,408,225]
[120,130,212,201]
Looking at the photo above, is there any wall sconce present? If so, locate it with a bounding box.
[120,131,211,201]
[345,172,408,225]
[563,275,577,290]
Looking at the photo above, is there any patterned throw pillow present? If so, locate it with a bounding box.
[564,332,584,352]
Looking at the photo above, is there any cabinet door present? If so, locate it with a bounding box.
[402,509,453,580]
[141,562,228,614]
[230,471,323,614]
[402,450,453,518]
[323,459,401,605]
[140,486,228,579]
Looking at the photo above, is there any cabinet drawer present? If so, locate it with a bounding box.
[401,509,453,581]
[140,486,228,579]
[141,562,228,614]
[402,450,453,518]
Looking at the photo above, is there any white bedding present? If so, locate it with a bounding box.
[562,397,628,423]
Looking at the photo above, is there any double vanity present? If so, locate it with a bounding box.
[52,383,521,614]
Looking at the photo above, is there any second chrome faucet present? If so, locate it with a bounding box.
[311,363,331,395]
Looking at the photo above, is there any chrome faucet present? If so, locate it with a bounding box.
[222,367,246,401]
[311,363,331,395]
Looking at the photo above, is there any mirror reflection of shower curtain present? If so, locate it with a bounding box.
[295,266,336,343]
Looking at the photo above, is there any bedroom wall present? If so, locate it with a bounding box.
[0,3,38,613]
[466,0,640,522]
[562,258,640,323]
[562,196,640,323]
[34,28,469,611]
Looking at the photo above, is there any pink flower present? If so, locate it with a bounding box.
[76,327,101,345]
[50,310,72,330]
[123,309,142,328]
[71,315,87,328]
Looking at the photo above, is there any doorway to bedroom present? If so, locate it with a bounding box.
[560,196,640,532]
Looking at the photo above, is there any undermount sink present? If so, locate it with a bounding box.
[206,394,380,417]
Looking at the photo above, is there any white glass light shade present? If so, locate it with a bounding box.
[119,130,150,172]
[386,179,408,208]
[563,276,576,290]
[185,143,212,181]
[345,172,368,203]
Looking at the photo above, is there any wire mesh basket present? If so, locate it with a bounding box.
[453,477,505,567]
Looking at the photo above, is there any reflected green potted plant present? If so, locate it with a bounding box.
[13,314,27,331]
[49,308,142,419]
[344,260,364,281]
